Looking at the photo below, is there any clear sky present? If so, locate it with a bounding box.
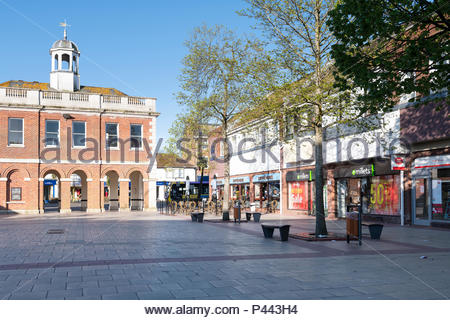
[0,0,255,149]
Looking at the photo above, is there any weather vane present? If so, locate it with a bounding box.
[59,20,71,40]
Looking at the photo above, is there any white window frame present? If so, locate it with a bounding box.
[130,124,143,150]
[8,118,24,147]
[45,119,60,147]
[105,122,119,149]
[72,121,86,148]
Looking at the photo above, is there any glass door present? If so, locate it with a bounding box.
[337,179,348,218]
[413,178,431,225]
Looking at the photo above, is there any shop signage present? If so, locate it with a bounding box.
[230,176,250,184]
[286,170,313,182]
[44,179,57,186]
[156,181,170,186]
[334,164,375,178]
[253,172,280,183]
[414,154,450,169]
[391,155,406,170]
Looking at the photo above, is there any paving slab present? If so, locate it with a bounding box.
[0,211,448,300]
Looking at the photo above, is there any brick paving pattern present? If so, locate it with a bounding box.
[0,211,449,300]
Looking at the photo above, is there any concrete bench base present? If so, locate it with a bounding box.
[245,212,262,222]
[261,224,290,241]
[362,223,383,239]
[190,212,204,223]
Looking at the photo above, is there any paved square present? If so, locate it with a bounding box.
[0,211,449,300]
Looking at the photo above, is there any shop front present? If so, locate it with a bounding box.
[253,172,280,210]
[412,155,450,226]
[215,179,224,201]
[230,176,250,204]
[334,162,401,221]
[286,169,314,215]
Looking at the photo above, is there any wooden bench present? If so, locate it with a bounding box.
[361,222,384,239]
[245,212,262,222]
[261,224,290,241]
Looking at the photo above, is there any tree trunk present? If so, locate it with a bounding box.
[314,124,328,236]
[222,122,230,215]
[313,3,327,236]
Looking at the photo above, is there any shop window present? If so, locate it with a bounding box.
[369,175,400,216]
[288,181,308,210]
[432,178,450,221]
[438,169,450,178]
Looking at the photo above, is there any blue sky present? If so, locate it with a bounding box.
[0,0,255,148]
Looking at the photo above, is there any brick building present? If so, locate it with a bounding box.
[0,32,158,214]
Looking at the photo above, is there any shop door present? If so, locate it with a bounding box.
[413,178,431,225]
[337,179,347,218]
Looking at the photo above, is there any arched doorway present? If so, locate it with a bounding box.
[70,170,88,212]
[104,170,119,211]
[42,170,61,213]
[6,169,27,212]
[129,171,144,211]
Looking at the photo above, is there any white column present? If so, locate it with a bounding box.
[58,54,62,70]
[148,179,157,210]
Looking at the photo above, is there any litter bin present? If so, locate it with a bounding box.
[346,212,361,245]
[233,207,240,220]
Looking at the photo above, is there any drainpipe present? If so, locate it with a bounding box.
[38,102,43,214]
[400,170,405,226]
[279,142,284,215]
[99,107,105,212]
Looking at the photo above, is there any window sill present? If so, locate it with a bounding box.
[7,144,24,148]
[7,201,24,204]
[72,146,86,149]
[44,146,60,149]
[106,147,120,151]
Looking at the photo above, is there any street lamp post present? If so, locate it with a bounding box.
[185,176,190,204]
[197,156,208,214]
[211,174,218,215]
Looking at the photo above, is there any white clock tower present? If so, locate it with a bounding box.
[49,22,80,91]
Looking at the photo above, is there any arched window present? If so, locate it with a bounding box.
[54,55,59,70]
[62,54,70,70]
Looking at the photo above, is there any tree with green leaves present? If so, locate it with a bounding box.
[240,0,371,236]
[175,24,273,216]
[328,0,449,112]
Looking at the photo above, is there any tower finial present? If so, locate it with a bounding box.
[59,20,71,40]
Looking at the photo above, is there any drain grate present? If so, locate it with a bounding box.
[47,229,65,235]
